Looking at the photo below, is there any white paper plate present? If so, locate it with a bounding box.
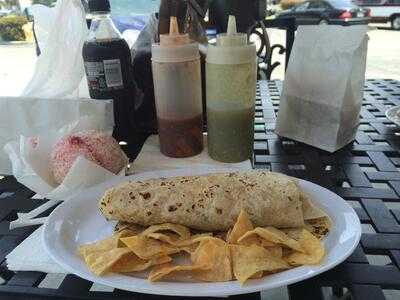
[43,169,361,297]
[386,106,400,127]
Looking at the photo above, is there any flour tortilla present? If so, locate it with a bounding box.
[100,171,305,231]
[301,192,328,220]
[299,192,331,238]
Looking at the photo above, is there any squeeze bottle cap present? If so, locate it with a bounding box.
[227,15,237,35]
[216,15,247,47]
[159,16,190,46]
[152,16,199,63]
[207,15,256,65]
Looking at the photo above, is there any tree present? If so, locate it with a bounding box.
[31,0,57,7]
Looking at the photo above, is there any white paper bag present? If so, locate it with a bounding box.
[0,97,113,175]
[275,25,369,153]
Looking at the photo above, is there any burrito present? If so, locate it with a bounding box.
[99,171,312,231]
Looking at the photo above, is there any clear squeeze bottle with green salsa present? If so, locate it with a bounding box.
[206,15,257,163]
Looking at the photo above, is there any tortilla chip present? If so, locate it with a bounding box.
[226,229,232,240]
[191,239,232,282]
[142,232,216,255]
[141,223,191,240]
[144,232,211,245]
[264,246,283,258]
[146,232,181,244]
[111,253,171,273]
[180,235,224,246]
[260,239,277,248]
[230,244,290,284]
[238,227,304,253]
[285,229,325,265]
[214,231,229,241]
[148,263,210,282]
[301,193,327,220]
[250,271,264,279]
[143,233,197,254]
[282,228,303,241]
[180,235,227,255]
[84,247,132,275]
[120,235,181,259]
[227,210,255,244]
[114,222,145,235]
[78,232,128,258]
[147,237,232,282]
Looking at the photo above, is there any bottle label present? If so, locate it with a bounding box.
[84,59,124,92]
[103,59,123,88]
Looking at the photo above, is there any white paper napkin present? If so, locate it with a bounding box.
[7,135,252,273]
[132,135,252,173]
[6,227,67,274]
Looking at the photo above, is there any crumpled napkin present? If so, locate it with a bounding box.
[0,97,113,175]
[4,116,127,202]
[4,116,128,229]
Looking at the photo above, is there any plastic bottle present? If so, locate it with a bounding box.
[82,0,136,141]
[206,15,257,163]
[152,17,203,158]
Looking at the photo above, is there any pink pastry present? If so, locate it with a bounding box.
[51,130,126,184]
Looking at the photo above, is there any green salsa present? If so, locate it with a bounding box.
[207,105,254,163]
[206,62,256,163]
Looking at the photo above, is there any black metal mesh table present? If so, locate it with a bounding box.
[1,79,400,300]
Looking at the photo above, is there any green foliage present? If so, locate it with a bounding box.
[0,0,20,8]
[31,0,57,7]
[0,15,27,41]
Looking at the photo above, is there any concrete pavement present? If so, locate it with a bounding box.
[0,43,36,96]
[264,24,400,80]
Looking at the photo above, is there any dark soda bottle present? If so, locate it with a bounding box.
[83,0,136,141]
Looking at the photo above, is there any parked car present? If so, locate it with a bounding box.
[276,0,370,25]
[355,0,400,29]
[0,8,12,17]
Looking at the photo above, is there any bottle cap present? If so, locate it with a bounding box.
[159,16,190,46]
[216,15,247,47]
[227,15,237,35]
[88,0,111,13]
[207,15,256,65]
[152,16,199,63]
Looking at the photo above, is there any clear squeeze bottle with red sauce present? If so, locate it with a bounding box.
[151,17,204,158]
